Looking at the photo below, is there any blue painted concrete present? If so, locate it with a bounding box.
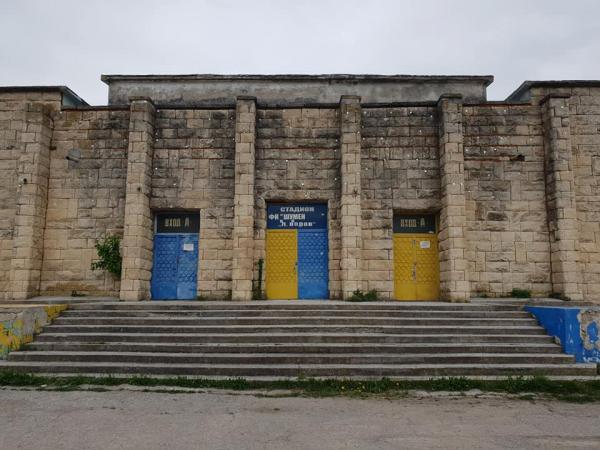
[526,306,600,363]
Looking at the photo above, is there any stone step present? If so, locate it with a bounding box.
[24,342,564,354]
[52,316,538,327]
[35,332,555,344]
[0,361,596,377]
[68,302,521,312]
[7,351,575,365]
[43,324,546,335]
[60,309,531,319]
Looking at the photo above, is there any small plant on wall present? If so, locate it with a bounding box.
[91,234,122,278]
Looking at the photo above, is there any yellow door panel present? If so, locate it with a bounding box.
[393,235,417,301]
[394,233,440,301]
[414,234,440,301]
[266,229,297,299]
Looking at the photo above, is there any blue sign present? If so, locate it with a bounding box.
[267,204,327,229]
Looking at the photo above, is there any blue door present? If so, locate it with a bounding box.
[298,229,328,299]
[151,234,198,300]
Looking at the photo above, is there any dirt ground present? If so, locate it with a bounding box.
[1,388,599,449]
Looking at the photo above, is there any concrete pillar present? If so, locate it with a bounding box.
[437,94,470,302]
[119,98,156,301]
[339,96,363,298]
[540,94,582,301]
[8,103,52,300]
[231,97,257,301]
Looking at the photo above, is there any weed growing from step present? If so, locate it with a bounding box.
[346,289,379,302]
[509,288,531,298]
[1,371,599,402]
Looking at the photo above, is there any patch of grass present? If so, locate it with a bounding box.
[550,292,571,301]
[1,372,600,402]
[346,289,379,302]
[510,288,531,298]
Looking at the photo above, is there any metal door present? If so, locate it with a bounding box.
[265,229,297,299]
[393,235,417,300]
[176,234,199,300]
[393,234,439,301]
[414,234,439,301]
[298,229,328,299]
[151,234,198,300]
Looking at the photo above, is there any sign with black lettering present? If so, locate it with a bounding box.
[156,213,200,234]
[267,204,327,229]
[393,214,436,234]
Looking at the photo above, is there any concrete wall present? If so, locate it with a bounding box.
[527,305,600,363]
[103,75,491,106]
[0,304,67,358]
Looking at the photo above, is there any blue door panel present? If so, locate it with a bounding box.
[177,235,199,300]
[151,235,179,300]
[151,234,198,300]
[298,229,328,299]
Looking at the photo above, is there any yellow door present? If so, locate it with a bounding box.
[394,233,439,301]
[266,229,297,299]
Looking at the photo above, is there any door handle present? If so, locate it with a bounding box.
[412,262,416,281]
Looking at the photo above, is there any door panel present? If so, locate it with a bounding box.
[151,234,199,300]
[266,229,298,299]
[393,235,417,300]
[151,235,179,300]
[177,235,199,300]
[298,229,328,299]
[414,235,440,301]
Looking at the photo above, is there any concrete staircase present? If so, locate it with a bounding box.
[1,301,597,379]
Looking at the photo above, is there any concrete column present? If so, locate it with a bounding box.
[339,96,363,298]
[9,103,52,299]
[231,97,257,301]
[540,94,582,301]
[119,98,156,301]
[437,94,470,302]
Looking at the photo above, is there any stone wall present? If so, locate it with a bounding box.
[1,81,600,303]
[254,107,342,297]
[520,86,600,301]
[0,96,22,298]
[569,88,600,300]
[152,108,236,299]
[0,91,62,300]
[360,105,440,298]
[41,108,130,296]
[463,103,551,296]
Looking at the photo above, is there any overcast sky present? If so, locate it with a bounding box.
[1,0,599,105]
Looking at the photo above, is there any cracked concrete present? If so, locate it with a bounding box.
[0,389,599,449]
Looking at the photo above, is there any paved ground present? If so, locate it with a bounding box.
[1,389,599,449]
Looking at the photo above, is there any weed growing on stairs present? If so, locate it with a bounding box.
[346,290,378,302]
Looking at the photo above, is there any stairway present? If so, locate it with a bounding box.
[1,301,597,379]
